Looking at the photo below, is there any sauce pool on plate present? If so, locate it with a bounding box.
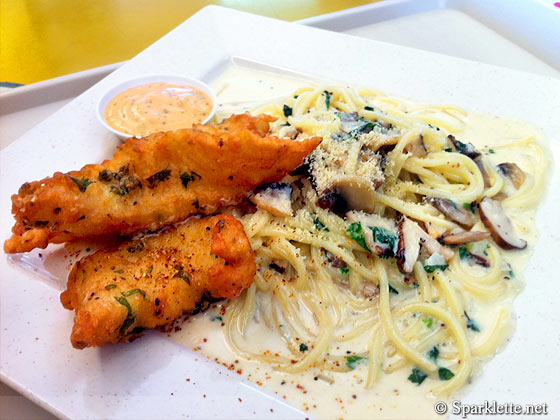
[104,82,213,136]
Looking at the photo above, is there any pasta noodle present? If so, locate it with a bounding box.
[216,84,547,398]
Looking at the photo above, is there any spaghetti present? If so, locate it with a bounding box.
[217,85,547,396]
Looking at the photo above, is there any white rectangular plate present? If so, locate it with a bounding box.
[1,6,560,419]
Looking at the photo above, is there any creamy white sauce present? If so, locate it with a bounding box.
[168,64,547,419]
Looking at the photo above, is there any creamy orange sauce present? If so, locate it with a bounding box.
[104,82,213,136]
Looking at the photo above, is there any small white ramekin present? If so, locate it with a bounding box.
[96,74,217,140]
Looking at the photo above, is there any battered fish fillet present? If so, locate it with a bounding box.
[5,114,321,253]
[60,214,255,349]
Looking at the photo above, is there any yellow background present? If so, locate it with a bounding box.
[1,0,378,85]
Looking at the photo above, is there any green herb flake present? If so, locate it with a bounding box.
[428,346,439,361]
[364,105,374,111]
[180,171,201,188]
[408,367,428,385]
[488,149,495,154]
[464,311,481,332]
[422,318,433,328]
[459,246,470,260]
[122,288,148,300]
[211,315,223,322]
[324,90,332,109]
[371,226,397,253]
[299,343,309,352]
[462,202,475,214]
[346,355,366,369]
[438,367,455,381]
[70,177,93,192]
[114,296,135,336]
[423,264,449,273]
[105,284,117,290]
[146,169,171,187]
[283,104,293,117]
[147,266,153,274]
[313,216,329,231]
[444,147,453,152]
[347,222,371,252]
[173,265,191,284]
[388,284,399,294]
[340,267,349,275]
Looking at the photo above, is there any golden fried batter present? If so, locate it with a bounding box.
[61,214,255,349]
[5,114,321,253]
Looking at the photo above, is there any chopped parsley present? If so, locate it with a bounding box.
[122,288,148,300]
[428,346,439,361]
[299,343,309,352]
[408,367,427,385]
[346,355,366,369]
[488,149,495,154]
[444,147,453,152]
[324,90,332,109]
[459,246,470,260]
[370,226,397,256]
[364,105,374,111]
[340,267,349,275]
[173,265,191,284]
[438,367,455,381]
[423,264,449,273]
[283,104,293,117]
[70,176,93,192]
[422,318,434,328]
[462,202,475,214]
[388,284,399,294]
[146,169,171,188]
[210,316,223,322]
[114,296,135,336]
[105,284,117,290]
[464,311,480,332]
[180,171,201,188]
[347,222,371,252]
[313,216,329,231]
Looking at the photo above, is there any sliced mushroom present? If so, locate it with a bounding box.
[497,162,526,189]
[479,197,527,250]
[492,192,508,201]
[347,211,398,258]
[419,231,455,261]
[404,134,427,157]
[425,221,447,239]
[249,182,293,217]
[396,217,454,273]
[339,112,366,133]
[317,191,348,216]
[474,157,491,188]
[448,135,481,159]
[427,197,474,227]
[396,218,422,273]
[442,231,491,245]
[325,175,377,213]
[284,126,301,140]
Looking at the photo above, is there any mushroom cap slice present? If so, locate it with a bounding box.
[396,218,422,273]
[327,175,377,213]
[442,231,491,245]
[396,217,454,273]
[479,197,527,250]
[497,162,526,189]
[427,197,474,227]
[249,182,294,217]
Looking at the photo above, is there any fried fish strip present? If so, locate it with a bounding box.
[5,114,321,253]
[60,214,255,349]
